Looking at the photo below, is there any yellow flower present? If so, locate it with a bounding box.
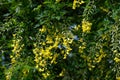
[59,68,65,76]
[12,34,16,37]
[6,75,10,80]
[72,0,85,9]
[79,45,86,53]
[72,0,77,9]
[39,25,46,32]
[66,47,72,54]
[51,53,59,64]
[43,49,51,59]
[33,43,37,47]
[42,42,46,45]
[48,46,53,50]
[46,35,53,44]
[100,49,104,53]
[100,7,109,12]
[22,69,29,76]
[11,57,16,64]
[42,72,50,79]
[63,54,67,59]
[116,77,120,80]
[74,25,81,30]
[79,0,84,4]
[82,19,92,33]
[39,60,46,67]
[79,38,83,42]
[114,57,120,63]
[53,41,59,48]
[67,38,73,44]
[39,68,44,72]
[35,64,39,69]
[34,58,39,63]
[113,50,117,53]
[33,48,40,54]
[95,53,106,63]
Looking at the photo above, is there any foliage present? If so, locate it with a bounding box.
[0,0,120,80]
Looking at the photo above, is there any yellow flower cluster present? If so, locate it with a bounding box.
[10,34,24,64]
[78,39,95,70]
[33,46,51,72]
[46,35,54,44]
[94,49,106,63]
[74,25,81,31]
[72,0,84,9]
[33,25,74,78]
[114,57,120,63]
[5,72,11,80]
[100,6,109,12]
[59,68,65,77]
[116,77,120,80]
[81,48,106,71]
[22,69,29,77]
[82,19,92,33]
[42,71,50,79]
[87,63,95,71]
[114,50,120,79]
[62,37,73,59]
[33,35,60,69]
[113,49,120,63]
[51,53,59,64]
[79,41,86,53]
[39,25,46,33]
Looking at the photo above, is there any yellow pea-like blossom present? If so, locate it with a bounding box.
[51,53,59,64]
[11,57,16,64]
[88,64,95,71]
[67,38,73,44]
[33,48,40,54]
[72,0,77,9]
[33,25,76,76]
[6,74,10,80]
[42,72,50,79]
[79,38,83,42]
[34,58,39,63]
[66,47,72,54]
[63,54,67,59]
[35,64,39,69]
[114,57,120,63]
[11,36,24,64]
[94,49,106,63]
[46,35,53,44]
[39,68,44,72]
[74,24,81,30]
[82,19,92,33]
[100,7,109,12]
[42,42,46,45]
[59,68,65,76]
[53,41,59,48]
[95,55,102,63]
[39,25,46,33]
[22,69,29,76]
[79,45,86,53]
[39,60,46,67]
[12,34,16,37]
[116,77,120,80]
[113,50,117,53]
[72,0,84,9]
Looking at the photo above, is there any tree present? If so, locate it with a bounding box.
[0,0,120,80]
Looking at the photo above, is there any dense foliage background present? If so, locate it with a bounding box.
[0,0,120,80]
